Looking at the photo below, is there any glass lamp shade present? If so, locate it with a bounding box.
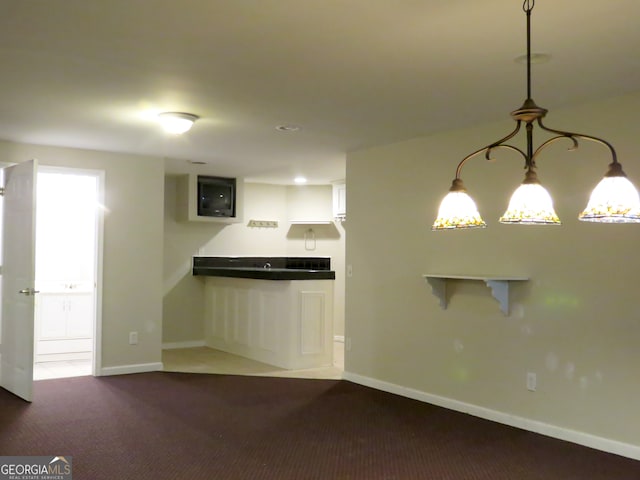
[579,175,640,223]
[499,182,561,225]
[432,190,486,230]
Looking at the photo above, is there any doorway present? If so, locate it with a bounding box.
[33,167,103,380]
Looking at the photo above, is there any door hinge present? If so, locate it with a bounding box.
[0,187,4,196]
[19,288,40,296]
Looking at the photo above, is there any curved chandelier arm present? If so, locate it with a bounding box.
[488,144,529,165]
[535,118,618,165]
[454,122,525,178]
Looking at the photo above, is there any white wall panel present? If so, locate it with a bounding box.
[299,291,325,355]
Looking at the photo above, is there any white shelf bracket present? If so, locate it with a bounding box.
[425,277,447,310]
[484,280,510,315]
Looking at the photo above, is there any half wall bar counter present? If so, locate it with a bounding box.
[193,256,335,370]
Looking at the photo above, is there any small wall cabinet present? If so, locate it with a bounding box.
[332,181,346,221]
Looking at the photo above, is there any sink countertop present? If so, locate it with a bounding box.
[192,256,335,280]
[192,266,335,280]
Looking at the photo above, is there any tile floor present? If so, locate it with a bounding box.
[33,341,345,381]
[34,359,93,381]
[162,341,345,380]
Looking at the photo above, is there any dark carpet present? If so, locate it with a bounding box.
[0,372,638,479]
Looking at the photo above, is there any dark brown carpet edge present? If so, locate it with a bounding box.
[0,372,637,479]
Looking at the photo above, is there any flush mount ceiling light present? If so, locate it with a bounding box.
[432,0,640,230]
[158,112,199,134]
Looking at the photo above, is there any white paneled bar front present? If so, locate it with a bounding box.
[204,277,333,370]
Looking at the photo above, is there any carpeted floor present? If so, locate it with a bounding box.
[0,372,638,479]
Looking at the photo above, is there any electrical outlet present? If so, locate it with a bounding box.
[527,372,537,391]
[129,331,138,345]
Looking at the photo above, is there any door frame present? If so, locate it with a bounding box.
[37,166,105,376]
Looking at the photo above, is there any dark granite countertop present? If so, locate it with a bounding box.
[192,256,336,281]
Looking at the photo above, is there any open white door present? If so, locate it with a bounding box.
[0,159,37,401]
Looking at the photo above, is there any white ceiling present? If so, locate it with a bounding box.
[0,0,638,184]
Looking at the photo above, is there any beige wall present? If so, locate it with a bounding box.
[0,140,165,371]
[345,91,640,450]
[163,181,346,344]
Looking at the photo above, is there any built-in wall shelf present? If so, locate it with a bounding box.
[289,220,334,225]
[423,274,529,315]
[176,174,244,224]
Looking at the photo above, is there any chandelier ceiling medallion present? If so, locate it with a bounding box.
[432,0,640,230]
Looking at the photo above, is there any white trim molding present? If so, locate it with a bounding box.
[343,371,640,461]
[162,340,206,350]
[99,362,164,376]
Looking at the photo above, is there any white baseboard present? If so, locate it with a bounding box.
[333,335,345,343]
[99,362,164,376]
[343,371,640,461]
[162,340,206,350]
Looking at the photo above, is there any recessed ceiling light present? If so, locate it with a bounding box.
[158,112,199,134]
[294,176,307,184]
[276,124,301,132]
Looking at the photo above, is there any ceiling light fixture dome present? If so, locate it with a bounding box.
[158,112,199,134]
[432,0,640,230]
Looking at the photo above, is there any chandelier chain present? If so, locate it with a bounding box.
[525,1,533,99]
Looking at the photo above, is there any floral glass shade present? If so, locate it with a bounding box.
[432,190,486,230]
[579,175,640,222]
[499,181,561,225]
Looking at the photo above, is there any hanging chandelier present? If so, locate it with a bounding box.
[432,0,640,230]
